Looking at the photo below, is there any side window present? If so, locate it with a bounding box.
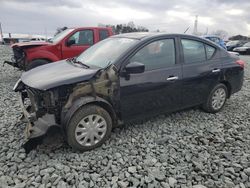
[99,30,109,41]
[181,39,206,64]
[130,39,175,71]
[205,44,216,59]
[69,30,94,45]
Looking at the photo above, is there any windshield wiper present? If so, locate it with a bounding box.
[67,57,90,68]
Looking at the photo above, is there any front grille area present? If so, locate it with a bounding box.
[13,47,25,61]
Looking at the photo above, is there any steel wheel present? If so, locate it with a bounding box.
[75,114,107,147]
[211,87,226,110]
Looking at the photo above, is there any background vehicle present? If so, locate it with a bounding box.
[233,42,250,55]
[4,27,113,70]
[15,33,244,152]
[202,35,227,49]
[226,40,247,51]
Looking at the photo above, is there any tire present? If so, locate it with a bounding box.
[67,104,112,152]
[202,83,228,113]
[26,59,50,71]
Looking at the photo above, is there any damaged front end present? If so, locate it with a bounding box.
[14,80,60,152]
[4,46,26,69]
[14,64,120,152]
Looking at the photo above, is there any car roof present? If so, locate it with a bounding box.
[112,32,210,40]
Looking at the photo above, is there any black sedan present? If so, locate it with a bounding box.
[15,33,245,152]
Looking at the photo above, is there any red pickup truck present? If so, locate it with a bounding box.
[5,27,113,70]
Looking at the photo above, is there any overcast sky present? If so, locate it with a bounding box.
[0,0,250,37]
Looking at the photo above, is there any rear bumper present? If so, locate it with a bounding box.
[19,92,58,139]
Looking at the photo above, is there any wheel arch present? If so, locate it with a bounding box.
[220,80,232,98]
[61,96,117,131]
[27,50,60,63]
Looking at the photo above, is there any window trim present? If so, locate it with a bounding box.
[179,37,219,65]
[126,38,177,72]
[67,29,94,46]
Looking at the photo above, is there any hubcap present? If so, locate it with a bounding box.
[211,88,226,110]
[75,114,107,147]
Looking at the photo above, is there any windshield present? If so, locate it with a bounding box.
[226,41,239,46]
[50,29,74,43]
[76,37,137,68]
[243,42,250,47]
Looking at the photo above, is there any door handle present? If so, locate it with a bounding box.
[167,76,179,81]
[212,68,221,73]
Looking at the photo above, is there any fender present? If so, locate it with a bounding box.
[26,50,60,63]
[61,96,116,130]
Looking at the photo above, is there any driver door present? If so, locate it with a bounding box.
[120,38,182,121]
[62,29,94,59]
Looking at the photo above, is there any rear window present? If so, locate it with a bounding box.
[99,30,109,41]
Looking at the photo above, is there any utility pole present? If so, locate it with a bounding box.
[193,15,198,35]
[0,22,4,44]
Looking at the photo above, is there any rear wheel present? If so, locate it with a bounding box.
[26,59,50,71]
[67,105,112,152]
[202,83,228,113]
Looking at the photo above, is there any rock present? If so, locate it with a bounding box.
[148,168,165,181]
[118,181,129,188]
[115,152,122,158]
[239,182,246,188]
[128,166,137,173]
[54,163,64,170]
[161,182,170,188]
[224,177,235,188]
[19,153,26,159]
[90,173,100,180]
[40,167,55,176]
[57,180,67,188]
[168,177,177,188]
[225,167,235,174]
[240,172,248,182]
[193,185,207,188]
[15,182,26,188]
[78,180,89,188]
[64,166,70,173]
[244,168,250,176]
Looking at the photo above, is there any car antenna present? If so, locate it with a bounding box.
[184,26,190,34]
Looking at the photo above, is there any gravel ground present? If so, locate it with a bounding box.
[0,45,250,188]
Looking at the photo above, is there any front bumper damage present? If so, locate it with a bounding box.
[19,91,58,152]
[3,47,26,69]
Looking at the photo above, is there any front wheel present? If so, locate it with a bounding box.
[67,105,112,152]
[202,84,228,113]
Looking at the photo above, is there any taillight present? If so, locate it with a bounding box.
[236,60,245,68]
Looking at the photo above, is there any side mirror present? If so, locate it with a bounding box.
[125,62,145,74]
[66,39,75,46]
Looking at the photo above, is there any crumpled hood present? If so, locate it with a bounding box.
[21,60,100,90]
[11,42,51,48]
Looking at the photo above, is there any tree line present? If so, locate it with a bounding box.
[55,22,148,36]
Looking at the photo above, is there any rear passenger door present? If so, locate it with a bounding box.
[180,38,222,108]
